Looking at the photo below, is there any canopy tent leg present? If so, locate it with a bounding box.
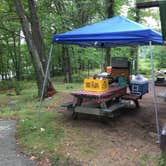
[149,41,160,142]
[38,44,54,119]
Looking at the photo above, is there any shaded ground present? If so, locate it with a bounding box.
[54,84,166,166]
[0,120,35,166]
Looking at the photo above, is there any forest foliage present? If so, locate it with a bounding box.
[0,0,166,88]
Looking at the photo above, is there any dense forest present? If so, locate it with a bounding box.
[0,0,166,96]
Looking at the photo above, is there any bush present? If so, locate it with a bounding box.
[72,73,86,82]
[0,80,23,95]
[0,80,15,91]
[138,68,151,76]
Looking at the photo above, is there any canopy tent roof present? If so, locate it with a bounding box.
[52,16,163,47]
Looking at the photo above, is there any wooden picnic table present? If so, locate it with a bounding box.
[70,86,127,119]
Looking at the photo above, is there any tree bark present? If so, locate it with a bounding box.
[12,34,21,81]
[134,8,140,73]
[66,47,72,83]
[28,0,47,70]
[17,33,21,80]
[105,0,114,68]
[13,0,56,97]
[105,48,111,67]
[106,0,114,18]
[62,45,67,82]
[28,0,56,97]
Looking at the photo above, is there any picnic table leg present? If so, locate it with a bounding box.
[115,97,120,102]
[72,111,78,120]
[72,97,83,120]
[134,99,139,108]
[99,102,109,123]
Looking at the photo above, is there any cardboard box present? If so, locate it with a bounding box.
[111,68,130,81]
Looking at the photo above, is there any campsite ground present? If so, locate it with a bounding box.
[54,84,165,166]
[0,81,166,166]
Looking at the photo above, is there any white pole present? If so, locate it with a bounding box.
[149,41,160,142]
[38,44,54,119]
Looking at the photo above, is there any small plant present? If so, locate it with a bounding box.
[51,156,60,166]
[140,154,165,166]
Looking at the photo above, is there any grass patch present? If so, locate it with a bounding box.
[55,82,83,92]
[0,106,65,163]
[17,110,64,159]
[0,80,83,164]
[140,154,165,166]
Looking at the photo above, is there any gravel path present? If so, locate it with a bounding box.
[0,120,35,166]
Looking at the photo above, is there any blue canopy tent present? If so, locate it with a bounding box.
[52,16,162,47]
[40,16,163,142]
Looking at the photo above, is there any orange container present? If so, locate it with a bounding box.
[84,77,109,92]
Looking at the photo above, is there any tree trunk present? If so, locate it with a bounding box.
[13,0,56,97]
[105,0,114,68]
[106,0,114,18]
[28,0,56,97]
[17,33,21,80]
[134,8,140,73]
[62,45,67,82]
[28,0,47,70]
[13,34,21,81]
[71,47,78,74]
[66,47,72,83]
[0,53,4,80]
[105,48,111,67]
[130,46,138,74]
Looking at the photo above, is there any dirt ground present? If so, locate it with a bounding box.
[55,84,166,166]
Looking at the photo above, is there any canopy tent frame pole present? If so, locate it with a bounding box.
[38,44,54,119]
[149,41,160,142]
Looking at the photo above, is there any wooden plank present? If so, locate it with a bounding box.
[61,102,73,108]
[121,94,140,108]
[103,103,125,113]
[75,106,102,115]
[122,94,141,100]
[136,1,159,9]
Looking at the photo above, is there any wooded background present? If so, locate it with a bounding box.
[1,0,166,96]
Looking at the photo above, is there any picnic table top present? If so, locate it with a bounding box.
[71,86,127,99]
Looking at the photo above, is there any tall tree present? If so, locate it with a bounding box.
[13,0,56,97]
